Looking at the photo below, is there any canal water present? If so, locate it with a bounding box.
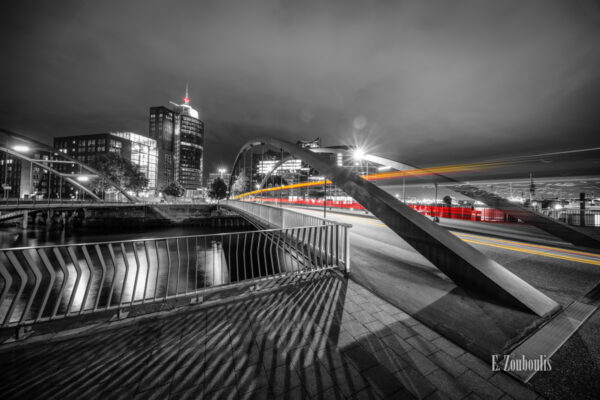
[0,222,296,325]
[0,224,247,249]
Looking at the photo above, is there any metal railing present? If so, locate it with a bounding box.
[0,223,350,329]
[224,200,350,229]
[544,208,600,228]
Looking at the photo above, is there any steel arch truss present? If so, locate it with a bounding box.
[1,128,136,202]
[253,147,600,249]
[229,137,559,317]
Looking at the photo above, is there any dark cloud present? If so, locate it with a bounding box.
[1,0,600,176]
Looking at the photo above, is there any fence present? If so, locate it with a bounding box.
[544,209,600,228]
[0,221,350,329]
[224,200,349,229]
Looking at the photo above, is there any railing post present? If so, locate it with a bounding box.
[344,227,350,276]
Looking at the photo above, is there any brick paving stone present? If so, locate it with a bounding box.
[457,352,495,380]
[298,363,336,397]
[404,348,440,376]
[201,386,238,400]
[330,362,370,397]
[381,333,414,356]
[287,345,319,370]
[425,369,470,400]
[430,336,466,359]
[353,310,379,324]
[268,364,303,396]
[203,363,239,395]
[429,350,468,377]
[498,394,515,400]
[261,345,289,372]
[400,316,421,327]
[364,320,387,335]
[362,364,407,398]
[412,324,441,342]
[349,387,384,400]
[360,302,383,314]
[170,363,205,395]
[423,389,452,400]
[336,329,359,348]
[313,385,347,400]
[371,346,410,373]
[343,320,372,339]
[237,385,274,400]
[390,322,418,339]
[393,366,437,399]
[463,392,485,400]
[317,345,348,371]
[0,271,540,400]
[133,382,171,400]
[457,371,504,400]
[372,311,398,325]
[236,363,270,396]
[358,334,387,354]
[488,373,538,400]
[406,336,439,356]
[341,343,381,372]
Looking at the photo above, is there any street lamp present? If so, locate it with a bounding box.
[353,148,369,179]
[353,148,365,161]
[13,145,30,153]
[218,168,226,179]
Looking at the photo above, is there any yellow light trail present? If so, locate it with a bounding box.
[234,160,509,199]
[283,206,600,266]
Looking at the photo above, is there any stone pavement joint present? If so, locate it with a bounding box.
[0,270,543,399]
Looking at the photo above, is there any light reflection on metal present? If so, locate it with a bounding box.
[0,204,350,329]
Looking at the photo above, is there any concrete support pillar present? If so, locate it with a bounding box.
[21,210,28,229]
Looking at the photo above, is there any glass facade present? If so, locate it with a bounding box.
[110,132,158,190]
[149,106,175,190]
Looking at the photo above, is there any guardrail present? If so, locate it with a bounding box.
[224,199,351,229]
[0,223,349,330]
[544,209,600,228]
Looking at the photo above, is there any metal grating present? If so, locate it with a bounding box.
[508,300,597,382]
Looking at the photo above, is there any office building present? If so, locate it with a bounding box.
[149,87,204,194]
[54,132,157,198]
[149,106,175,190]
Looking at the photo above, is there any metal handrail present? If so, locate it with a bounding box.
[0,225,329,252]
[224,199,352,229]
[0,223,350,330]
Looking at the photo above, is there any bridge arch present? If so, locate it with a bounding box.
[1,128,136,202]
[249,146,600,249]
[229,137,559,317]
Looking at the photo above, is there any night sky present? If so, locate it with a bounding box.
[2,0,600,178]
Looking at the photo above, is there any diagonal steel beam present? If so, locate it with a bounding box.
[230,137,560,317]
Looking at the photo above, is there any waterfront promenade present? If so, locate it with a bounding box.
[0,270,540,400]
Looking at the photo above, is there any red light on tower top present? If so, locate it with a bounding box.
[183,83,190,104]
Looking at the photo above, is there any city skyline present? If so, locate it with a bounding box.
[1,0,599,178]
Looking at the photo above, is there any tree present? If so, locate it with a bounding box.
[209,178,228,201]
[231,174,248,195]
[442,195,453,219]
[162,181,186,197]
[442,195,453,207]
[90,153,149,196]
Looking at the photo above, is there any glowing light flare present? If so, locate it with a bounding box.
[183,97,191,104]
[13,145,30,152]
[234,160,508,199]
[353,148,366,161]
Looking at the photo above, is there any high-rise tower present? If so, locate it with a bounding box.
[149,86,204,193]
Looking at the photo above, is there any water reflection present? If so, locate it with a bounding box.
[0,224,303,325]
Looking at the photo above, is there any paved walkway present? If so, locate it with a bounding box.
[0,271,542,399]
